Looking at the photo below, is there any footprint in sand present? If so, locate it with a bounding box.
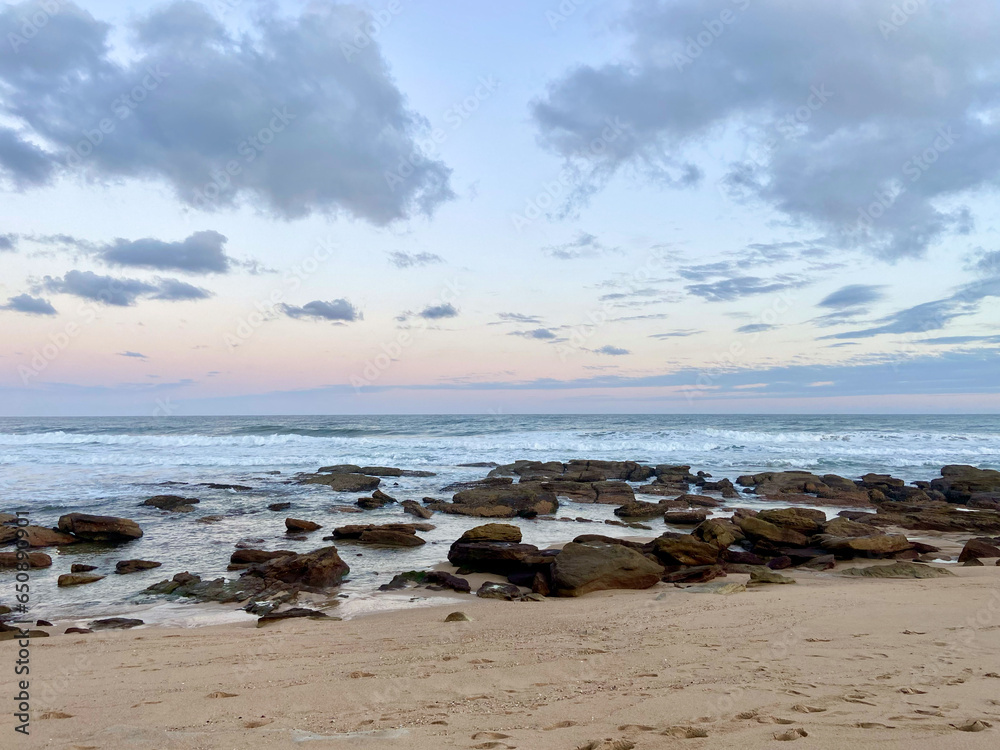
[472,732,512,740]
[206,691,237,698]
[791,704,826,713]
[756,716,795,725]
[472,743,514,749]
[575,741,635,750]
[662,726,708,738]
[244,717,274,728]
[617,725,655,732]
[951,720,993,732]
[857,722,896,729]
[543,721,577,730]
[773,728,809,741]
[38,711,73,720]
[898,687,927,694]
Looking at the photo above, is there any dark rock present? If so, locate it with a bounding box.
[142,495,199,512]
[71,563,98,573]
[572,534,648,550]
[57,573,104,586]
[664,510,710,525]
[458,523,522,543]
[57,513,143,542]
[401,500,433,519]
[302,473,381,492]
[0,551,51,568]
[800,554,836,571]
[359,466,403,477]
[431,483,558,518]
[89,617,144,630]
[678,494,723,508]
[114,559,162,575]
[256,607,334,627]
[448,541,556,576]
[964,558,985,566]
[662,565,725,584]
[650,534,722,567]
[614,500,669,519]
[838,562,954,579]
[35,619,53,626]
[930,465,1000,504]
[330,523,432,539]
[285,518,322,532]
[550,542,664,597]
[766,556,793,570]
[723,549,766,566]
[378,571,470,593]
[356,489,397,509]
[198,483,252,491]
[230,549,295,565]
[245,546,350,590]
[64,627,92,634]
[357,529,425,546]
[958,538,1000,562]
[476,581,523,600]
[317,464,361,473]
[268,502,292,511]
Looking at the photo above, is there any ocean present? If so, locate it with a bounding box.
[2,414,998,626]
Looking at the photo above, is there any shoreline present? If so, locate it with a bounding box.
[6,565,999,748]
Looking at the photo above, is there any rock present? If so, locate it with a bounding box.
[815,533,913,558]
[433,483,558,518]
[737,471,870,506]
[866,505,1000,534]
[401,500,433,519]
[448,541,556,576]
[115,559,162,575]
[285,518,322,532]
[572,534,647,550]
[64,627,92,634]
[662,565,726,583]
[256,608,334,627]
[357,489,397,510]
[317,464,362,474]
[358,529,425,546]
[930,465,1000,503]
[664,510,710,525]
[198,483,252,491]
[302,473,381,492]
[964,558,985,566]
[267,502,292,511]
[35,620,52,627]
[757,508,826,534]
[800,554,836,570]
[605,519,651,530]
[676,494,723,508]
[838,562,954,579]
[0,551,51,568]
[958,538,1000,562]
[244,546,350,590]
[550,542,664,597]
[822,516,877,537]
[57,513,143,542]
[359,466,403,477]
[230,549,295,565]
[379,571,471,593]
[57,573,105,587]
[330,523,431,540]
[20,526,79,547]
[682,581,746,595]
[0,626,48,640]
[749,567,796,585]
[737,516,810,547]
[458,523,522,543]
[693,518,744,548]
[70,563,98,573]
[614,500,669,519]
[476,581,523,600]
[650,535,722,566]
[89,617,144,630]
[142,495,199,512]
[445,611,471,622]
[592,481,636,504]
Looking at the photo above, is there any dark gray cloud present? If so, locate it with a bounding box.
[1,293,57,315]
[543,231,616,260]
[686,275,799,302]
[388,251,444,269]
[280,299,361,322]
[818,284,886,309]
[532,0,1000,258]
[119,351,148,359]
[595,345,630,356]
[419,303,458,320]
[41,270,211,306]
[99,230,231,273]
[0,1,452,223]
[736,323,776,334]
[0,233,17,251]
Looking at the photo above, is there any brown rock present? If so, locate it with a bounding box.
[550,542,664,596]
[245,546,350,590]
[434,483,558,518]
[285,518,322,532]
[57,573,105,587]
[0,551,52,568]
[756,508,826,534]
[358,529,425,546]
[650,534,722,566]
[822,516,877,537]
[20,526,79,547]
[57,513,143,542]
[401,500,433,519]
[142,495,199,512]
[71,563,98,573]
[958,538,1000,562]
[458,523,522,543]
[114,559,162,575]
[302,473,381,492]
[664,510,710,525]
[737,516,810,547]
[815,533,913,558]
[693,518,744,548]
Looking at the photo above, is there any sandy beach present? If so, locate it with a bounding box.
[5,563,999,749]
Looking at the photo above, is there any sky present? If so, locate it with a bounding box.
[0,0,998,416]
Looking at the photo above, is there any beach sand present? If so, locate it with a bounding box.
[4,564,1000,749]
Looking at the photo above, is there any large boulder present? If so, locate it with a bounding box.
[957,538,1000,562]
[756,508,826,534]
[814,533,913,558]
[57,513,143,542]
[736,471,870,506]
[431,483,558,518]
[458,524,522,543]
[142,495,199,512]
[447,541,556,575]
[930,465,1000,504]
[650,534,722,567]
[0,551,51,568]
[230,549,295,565]
[550,542,664,597]
[244,546,350,590]
[301,473,381,492]
[736,516,809,547]
[358,529,425,546]
[20,526,78,547]
[692,518,744,548]
[821,516,877,537]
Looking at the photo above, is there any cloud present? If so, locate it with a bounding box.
[119,351,148,359]
[1,293,57,315]
[543,231,616,260]
[0,233,17,251]
[0,1,452,223]
[818,284,886,309]
[419,303,458,320]
[98,230,231,273]
[686,275,799,302]
[41,270,211,306]
[280,299,361,322]
[495,312,544,325]
[510,328,557,340]
[387,251,444,269]
[736,323,776,334]
[532,0,1000,258]
[595,345,630,356]
[917,335,1000,346]
[650,329,703,339]
[823,299,969,340]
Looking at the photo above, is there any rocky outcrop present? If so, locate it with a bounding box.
[301,473,381,492]
[488,459,654,482]
[448,540,557,576]
[736,471,871,506]
[651,534,722,567]
[285,518,322,532]
[861,504,1000,534]
[814,533,913,558]
[736,515,810,547]
[930,465,1000,505]
[429,483,558,518]
[458,523,522,543]
[57,513,143,542]
[115,559,162,575]
[756,508,826,534]
[550,542,664,596]
[378,571,471,593]
[838,562,953,579]
[0,551,51,568]
[142,495,200,512]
